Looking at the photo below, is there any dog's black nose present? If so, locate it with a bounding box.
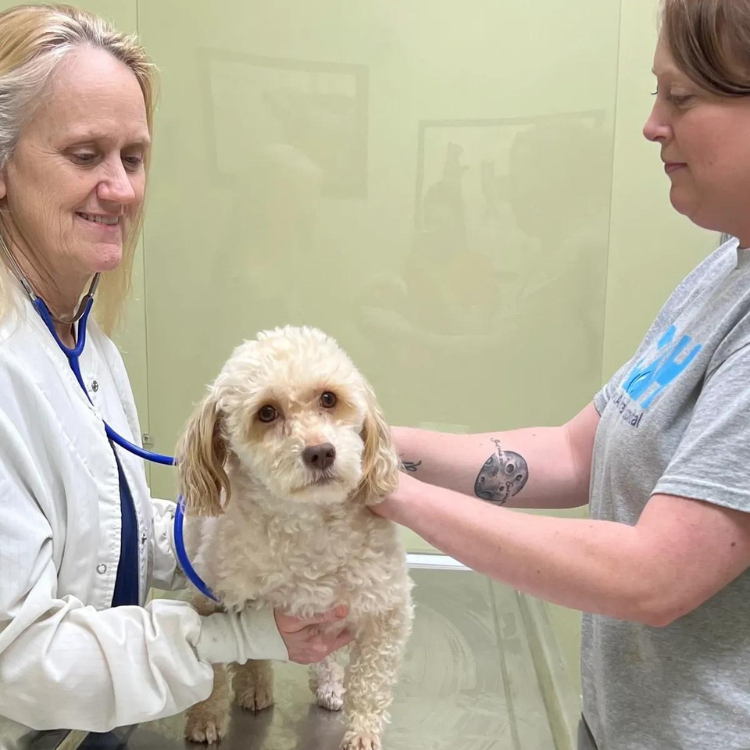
[303,443,336,471]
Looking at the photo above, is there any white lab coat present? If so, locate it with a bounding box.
[0,297,282,732]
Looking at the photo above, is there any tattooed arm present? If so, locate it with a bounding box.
[376,400,750,625]
[392,402,600,509]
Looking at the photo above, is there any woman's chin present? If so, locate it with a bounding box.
[91,244,124,273]
[668,187,696,220]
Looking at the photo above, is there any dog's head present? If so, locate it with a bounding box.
[176,326,399,516]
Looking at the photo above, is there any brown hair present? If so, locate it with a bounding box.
[660,0,750,97]
[0,4,158,333]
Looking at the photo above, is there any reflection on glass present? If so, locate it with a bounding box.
[138,0,618,491]
[356,113,611,429]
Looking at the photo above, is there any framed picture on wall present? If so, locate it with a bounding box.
[414,109,609,235]
[203,49,369,200]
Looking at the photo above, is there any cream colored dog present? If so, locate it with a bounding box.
[176,326,414,750]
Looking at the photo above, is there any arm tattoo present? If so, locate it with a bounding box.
[401,459,422,473]
[474,438,529,505]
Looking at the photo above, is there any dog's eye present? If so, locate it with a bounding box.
[320,391,337,408]
[258,405,278,423]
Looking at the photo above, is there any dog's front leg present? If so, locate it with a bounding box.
[231,659,274,712]
[341,605,412,750]
[185,594,233,743]
[184,664,231,743]
[309,653,346,711]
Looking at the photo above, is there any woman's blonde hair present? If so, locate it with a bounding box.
[0,3,157,333]
[660,0,750,97]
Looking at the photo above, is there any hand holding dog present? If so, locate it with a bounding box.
[275,605,353,664]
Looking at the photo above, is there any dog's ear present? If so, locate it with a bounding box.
[176,390,231,517]
[354,383,400,505]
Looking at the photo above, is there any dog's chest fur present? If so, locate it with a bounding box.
[190,501,409,620]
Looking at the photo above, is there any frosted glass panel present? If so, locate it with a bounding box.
[138,0,620,501]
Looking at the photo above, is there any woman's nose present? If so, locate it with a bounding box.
[97,158,138,205]
[643,101,671,143]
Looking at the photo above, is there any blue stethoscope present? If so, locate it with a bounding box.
[3,243,219,602]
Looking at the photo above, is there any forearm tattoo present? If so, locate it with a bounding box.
[401,459,422,473]
[474,438,529,505]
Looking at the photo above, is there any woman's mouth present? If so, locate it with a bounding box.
[76,212,121,227]
[664,162,687,175]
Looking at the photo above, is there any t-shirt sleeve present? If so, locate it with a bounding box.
[653,342,750,512]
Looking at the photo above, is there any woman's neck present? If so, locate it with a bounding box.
[1,235,86,346]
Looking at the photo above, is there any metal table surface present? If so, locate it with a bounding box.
[128,568,557,749]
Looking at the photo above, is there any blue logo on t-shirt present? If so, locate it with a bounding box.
[622,325,702,409]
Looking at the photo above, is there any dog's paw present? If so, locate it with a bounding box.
[340,732,380,750]
[235,683,274,712]
[184,713,229,744]
[316,681,345,711]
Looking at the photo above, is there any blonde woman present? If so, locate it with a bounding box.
[375,2,750,748]
[0,4,349,734]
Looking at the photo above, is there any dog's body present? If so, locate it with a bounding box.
[176,326,413,750]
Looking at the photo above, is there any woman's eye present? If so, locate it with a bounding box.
[258,405,278,423]
[320,391,337,408]
[668,93,694,106]
[651,88,694,107]
[122,155,144,170]
[71,152,97,165]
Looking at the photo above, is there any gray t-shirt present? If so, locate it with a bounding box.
[584,238,750,750]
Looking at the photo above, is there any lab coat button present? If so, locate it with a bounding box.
[91,380,99,392]
[96,563,107,574]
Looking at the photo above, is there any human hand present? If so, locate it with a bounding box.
[275,605,353,664]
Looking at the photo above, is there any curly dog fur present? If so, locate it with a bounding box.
[176,326,414,750]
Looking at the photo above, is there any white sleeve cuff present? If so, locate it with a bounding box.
[195,607,289,664]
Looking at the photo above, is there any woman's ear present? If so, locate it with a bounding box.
[176,390,231,516]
